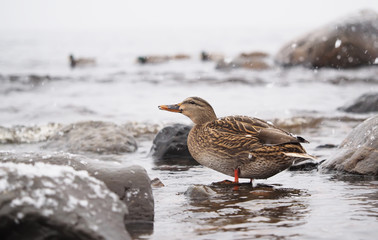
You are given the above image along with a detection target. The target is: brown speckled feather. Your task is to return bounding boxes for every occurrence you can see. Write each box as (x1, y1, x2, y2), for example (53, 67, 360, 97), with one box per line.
(188, 116, 310, 179)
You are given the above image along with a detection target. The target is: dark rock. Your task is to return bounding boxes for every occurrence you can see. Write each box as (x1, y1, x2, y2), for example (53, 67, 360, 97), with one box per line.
(288, 159, 324, 171)
(185, 185, 216, 201)
(150, 124, 198, 165)
(0, 152, 154, 223)
(316, 144, 338, 149)
(339, 92, 378, 113)
(0, 162, 130, 240)
(322, 115, 378, 175)
(275, 10, 378, 69)
(43, 121, 137, 154)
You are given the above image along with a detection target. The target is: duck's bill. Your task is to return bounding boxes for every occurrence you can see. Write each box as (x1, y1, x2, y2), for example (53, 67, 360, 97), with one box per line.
(158, 104, 182, 113)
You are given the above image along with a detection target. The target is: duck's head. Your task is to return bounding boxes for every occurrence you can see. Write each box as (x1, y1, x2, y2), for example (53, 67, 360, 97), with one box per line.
(159, 97, 217, 125)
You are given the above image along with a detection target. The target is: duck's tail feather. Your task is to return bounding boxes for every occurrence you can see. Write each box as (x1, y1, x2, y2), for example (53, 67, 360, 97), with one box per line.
(284, 152, 317, 160)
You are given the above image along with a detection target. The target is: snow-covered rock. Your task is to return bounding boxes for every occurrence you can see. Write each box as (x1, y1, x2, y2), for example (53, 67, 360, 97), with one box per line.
(0, 162, 130, 240)
(0, 152, 155, 223)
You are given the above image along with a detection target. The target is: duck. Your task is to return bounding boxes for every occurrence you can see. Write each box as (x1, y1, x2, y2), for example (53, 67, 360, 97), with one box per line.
(158, 97, 315, 184)
(69, 54, 96, 68)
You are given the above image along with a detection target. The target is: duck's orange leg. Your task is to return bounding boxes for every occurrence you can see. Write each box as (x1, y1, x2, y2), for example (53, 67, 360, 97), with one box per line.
(234, 168, 239, 184)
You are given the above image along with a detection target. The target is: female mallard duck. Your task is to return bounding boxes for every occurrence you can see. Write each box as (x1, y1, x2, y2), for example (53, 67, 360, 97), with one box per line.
(159, 97, 315, 183)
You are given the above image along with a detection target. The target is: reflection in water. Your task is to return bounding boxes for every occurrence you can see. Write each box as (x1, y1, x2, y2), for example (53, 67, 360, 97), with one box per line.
(186, 183, 310, 239)
(330, 174, 378, 220)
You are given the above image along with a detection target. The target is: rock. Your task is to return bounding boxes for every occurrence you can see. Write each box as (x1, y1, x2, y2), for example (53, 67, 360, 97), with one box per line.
(275, 10, 378, 68)
(43, 121, 137, 154)
(322, 115, 378, 175)
(339, 92, 378, 113)
(288, 159, 323, 171)
(150, 124, 198, 165)
(185, 185, 216, 201)
(0, 152, 154, 223)
(0, 123, 62, 144)
(0, 162, 130, 240)
(316, 144, 338, 149)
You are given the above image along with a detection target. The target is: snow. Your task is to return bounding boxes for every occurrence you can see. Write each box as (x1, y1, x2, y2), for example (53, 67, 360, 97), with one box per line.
(64, 195, 89, 212)
(0, 162, 123, 214)
(335, 39, 342, 48)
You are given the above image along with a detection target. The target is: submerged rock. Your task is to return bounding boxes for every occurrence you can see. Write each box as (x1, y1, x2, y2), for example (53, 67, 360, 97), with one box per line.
(0, 162, 130, 240)
(185, 185, 216, 201)
(0, 123, 62, 144)
(339, 92, 378, 113)
(0, 152, 154, 223)
(43, 121, 137, 154)
(322, 115, 378, 175)
(150, 124, 198, 164)
(275, 10, 378, 68)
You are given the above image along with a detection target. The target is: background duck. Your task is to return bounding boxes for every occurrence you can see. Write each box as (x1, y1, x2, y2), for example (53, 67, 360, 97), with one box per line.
(159, 96, 316, 184)
(69, 54, 96, 68)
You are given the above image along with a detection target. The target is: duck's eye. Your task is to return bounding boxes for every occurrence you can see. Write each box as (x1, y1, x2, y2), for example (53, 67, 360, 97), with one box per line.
(188, 101, 196, 105)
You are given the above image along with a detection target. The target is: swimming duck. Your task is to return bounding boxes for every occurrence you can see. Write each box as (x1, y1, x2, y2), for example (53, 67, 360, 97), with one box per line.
(69, 54, 96, 68)
(158, 97, 315, 183)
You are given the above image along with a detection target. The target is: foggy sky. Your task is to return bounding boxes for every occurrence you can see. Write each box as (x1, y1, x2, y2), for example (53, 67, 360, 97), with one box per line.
(0, 0, 377, 31)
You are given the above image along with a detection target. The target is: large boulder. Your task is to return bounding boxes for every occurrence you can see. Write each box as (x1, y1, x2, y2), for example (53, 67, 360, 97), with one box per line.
(43, 121, 137, 154)
(0, 162, 130, 240)
(275, 10, 378, 68)
(322, 115, 378, 175)
(338, 92, 378, 113)
(150, 124, 198, 165)
(0, 152, 154, 223)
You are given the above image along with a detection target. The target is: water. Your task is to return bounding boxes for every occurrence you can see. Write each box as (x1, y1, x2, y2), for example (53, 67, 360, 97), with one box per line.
(0, 27, 377, 239)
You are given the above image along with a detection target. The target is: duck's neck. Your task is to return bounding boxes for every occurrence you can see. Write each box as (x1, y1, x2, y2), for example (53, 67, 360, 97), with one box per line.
(191, 111, 217, 125)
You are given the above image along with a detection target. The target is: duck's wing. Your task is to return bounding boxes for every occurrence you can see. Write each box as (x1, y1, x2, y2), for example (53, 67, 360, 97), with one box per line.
(207, 116, 308, 146)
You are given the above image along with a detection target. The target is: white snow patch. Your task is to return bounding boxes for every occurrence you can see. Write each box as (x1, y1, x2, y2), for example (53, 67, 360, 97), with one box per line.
(0, 178, 8, 192)
(17, 212, 24, 219)
(64, 195, 89, 212)
(80, 160, 88, 165)
(335, 39, 342, 48)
